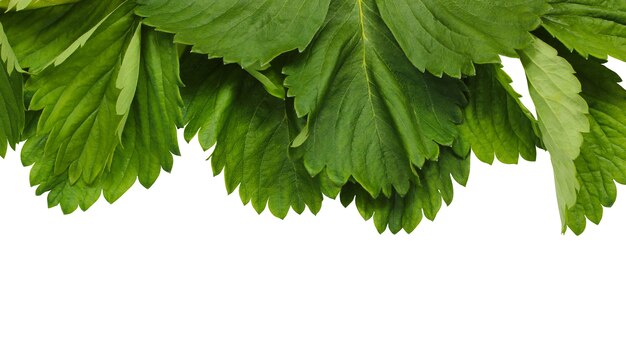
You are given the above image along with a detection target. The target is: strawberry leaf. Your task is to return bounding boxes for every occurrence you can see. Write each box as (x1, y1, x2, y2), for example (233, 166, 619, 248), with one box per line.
(378, 0, 548, 77)
(461, 63, 540, 165)
(182, 54, 323, 218)
(284, 0, 466, 199)
(543, 0, 626, 62)
(519, 37, 590, 230)
(136, 0, 331, 69)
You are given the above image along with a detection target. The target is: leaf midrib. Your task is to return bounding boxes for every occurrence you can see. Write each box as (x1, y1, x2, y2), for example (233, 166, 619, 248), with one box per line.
(356, 0, 393, 195)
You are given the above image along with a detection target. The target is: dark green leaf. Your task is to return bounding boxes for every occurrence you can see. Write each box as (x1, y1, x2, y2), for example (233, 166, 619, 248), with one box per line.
(378, 0, 547, 77)
(284, 0, 466, 198)
(461, 64, 540, 165)
(543, 0, 626, 62)
(182, 56, 323, 218)
(136, 0, 331, 69)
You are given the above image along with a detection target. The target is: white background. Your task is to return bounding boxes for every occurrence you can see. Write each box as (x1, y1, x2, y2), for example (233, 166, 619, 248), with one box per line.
(1, 58, 625, 338)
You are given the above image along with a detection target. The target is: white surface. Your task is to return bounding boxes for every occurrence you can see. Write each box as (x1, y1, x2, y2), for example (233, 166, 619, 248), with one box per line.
(1, 59, 625, 338)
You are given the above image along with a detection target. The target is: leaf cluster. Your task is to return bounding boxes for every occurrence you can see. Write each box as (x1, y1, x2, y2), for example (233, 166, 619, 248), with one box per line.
(1, 0, 625, 235)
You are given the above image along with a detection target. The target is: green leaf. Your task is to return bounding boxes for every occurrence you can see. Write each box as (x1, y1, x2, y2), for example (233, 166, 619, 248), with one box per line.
(284, 0, 466, 199)
(136, 0, 331, 69)
(105, 24, 184, 202)
(341, 147, 471, 234)
(546, 46, 626, 234)
(21, 134, 102, 214)
(0, 67, 23, 157)
(0, 0, 125, 72)
(182, 56, 323, 218)
(131, 27, 183, 188)
(25, 1, 139, 185)
(518, 37, 590, 229)
(3, 0, 625, 234)
(377, 0, 548, 77)
(22, 27, 184, 211)
(21, 105, 156, 213)
(115, 23, 141, 137)
(543, 0, 626, 62)
(180, 54, 240, 150)
(0, 23, 24, 157)
(92, 27, 184, 204)
(245, 67, 286, 100)
(0, 22, 22, 74)
(461, 63, 540, 165)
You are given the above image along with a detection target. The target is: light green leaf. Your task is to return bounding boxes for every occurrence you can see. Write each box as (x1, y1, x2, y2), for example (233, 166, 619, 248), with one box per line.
(0, 22, 22, 74)
(546, 44, 626, 235)
(543, 0, 626, 62)
(182, 56, 323, 218)
(115, 23, 141, 137)
(136, 0, 330, 69)
(26, 2, 139, 185)
(22, 28, 184, 212)
(0, 0, 124, 72)
(377, 0, 547, 77)
(245, 67, 286, 100)
(284, 0, 466, 199)
(461, 63, 540, 165)
(518, 37, 590, 228)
